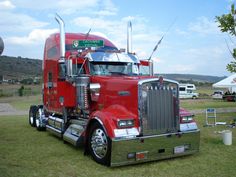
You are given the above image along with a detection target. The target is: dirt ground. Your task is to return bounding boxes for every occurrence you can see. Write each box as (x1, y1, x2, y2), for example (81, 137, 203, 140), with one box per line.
(0, 103, 27, 116)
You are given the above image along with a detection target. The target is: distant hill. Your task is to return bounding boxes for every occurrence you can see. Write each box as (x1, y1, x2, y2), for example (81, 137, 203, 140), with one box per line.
(158, 73, 226, 83)
(0, 55, 42, 80)
(0, 55, 227, 83)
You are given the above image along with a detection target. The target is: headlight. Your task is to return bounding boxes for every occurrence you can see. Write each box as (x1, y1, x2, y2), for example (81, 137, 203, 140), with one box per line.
(117, 119, 134, 128)
(180, 116, 194, 123)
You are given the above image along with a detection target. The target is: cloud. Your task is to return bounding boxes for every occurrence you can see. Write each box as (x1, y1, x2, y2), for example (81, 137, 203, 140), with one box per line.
(174, 16, 221, 37)
(12, 0, 117, 16)
(172, 64, 195, 73)
(94, 0, 118, 16)
(71, 15, 162, 54)
(152, 57, 162, 63)
(0, 0, 15, 10)
(183, 46, 226, 61)
(12, 0, 98, 10)
(188, 16, 220, 35)
(175, 28, 189, 35)
(58, 0, 99, 14)
(72, 17, 116, 30)
(71, 16, 124, 46)
(6, 28, 58, 45)
(95, 10, 116, 16)
(157, 44, 230, 75)
(226, 0, 235, 4)
(0, 12, 48, 33)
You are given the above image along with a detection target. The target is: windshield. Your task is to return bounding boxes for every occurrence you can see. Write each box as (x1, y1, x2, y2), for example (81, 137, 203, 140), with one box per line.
(90, 62, 138, 76)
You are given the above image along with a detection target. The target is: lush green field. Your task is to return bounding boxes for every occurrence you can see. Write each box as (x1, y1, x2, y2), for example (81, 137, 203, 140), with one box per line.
(180, 99, 236, 110)
(0, 89, 234, 114)
(0, 85, 236, 177)
(0, 95, 42, 110)
(0, 113, 236, 177)
(0, 84, 41, 97)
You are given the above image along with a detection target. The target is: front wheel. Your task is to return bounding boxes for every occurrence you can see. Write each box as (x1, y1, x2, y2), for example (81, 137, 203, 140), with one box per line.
(88, 122, 111, 166)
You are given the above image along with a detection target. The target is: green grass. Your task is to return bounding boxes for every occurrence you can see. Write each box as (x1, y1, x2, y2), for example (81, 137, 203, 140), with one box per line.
(0, 85, 236, 176)
(189, 86, 227, 99)
(0, 84, 41, 97)
(0, 95, 42, 110)
(10, 95, 42, 110)
(0, 114, 236, 177)
(180, 86, 235, 110)
(180, 99, 236, 110)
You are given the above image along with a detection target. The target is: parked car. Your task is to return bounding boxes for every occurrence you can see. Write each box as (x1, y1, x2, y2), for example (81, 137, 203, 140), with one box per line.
(179, 108, 198, 132)
(179, 84, 199, 99)
(211, 90, 224, 99)
(223, 92, 236, 102)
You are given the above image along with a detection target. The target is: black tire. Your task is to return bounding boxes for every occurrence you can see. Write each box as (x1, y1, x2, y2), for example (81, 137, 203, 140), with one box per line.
(29, 105, 38, 127)
(88, 122, 111, 166)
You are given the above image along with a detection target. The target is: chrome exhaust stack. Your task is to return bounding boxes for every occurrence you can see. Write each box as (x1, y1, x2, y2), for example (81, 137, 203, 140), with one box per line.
(55, 14, 73, 79)
(55, 14, 65, 62)
(127, 21, 132, 54)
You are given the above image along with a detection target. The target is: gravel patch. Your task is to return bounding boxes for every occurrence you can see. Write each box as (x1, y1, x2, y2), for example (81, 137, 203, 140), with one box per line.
(0, 103, 27, 116)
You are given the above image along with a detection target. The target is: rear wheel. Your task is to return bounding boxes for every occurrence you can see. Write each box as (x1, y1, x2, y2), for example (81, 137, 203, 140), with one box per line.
(88, 122, 111, 166)
(35, 106, 46, 131)
(29, 105, 38, 127)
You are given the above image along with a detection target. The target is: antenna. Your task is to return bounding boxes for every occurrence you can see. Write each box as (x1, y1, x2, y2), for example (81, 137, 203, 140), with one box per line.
(85, 28, 91, 39)
(148, 17, 177, 60)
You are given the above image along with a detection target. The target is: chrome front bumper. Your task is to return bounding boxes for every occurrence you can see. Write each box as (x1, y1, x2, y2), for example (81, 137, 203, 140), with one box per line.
(110, 129, 200, 167)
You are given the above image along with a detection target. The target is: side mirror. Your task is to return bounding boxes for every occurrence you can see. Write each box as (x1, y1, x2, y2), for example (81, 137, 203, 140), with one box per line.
(149, 60, 154, 76)
(58, 62, 66, 79)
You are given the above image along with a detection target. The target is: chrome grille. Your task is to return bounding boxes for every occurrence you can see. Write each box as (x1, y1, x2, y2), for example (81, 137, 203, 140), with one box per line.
(138, 78, 179, 135)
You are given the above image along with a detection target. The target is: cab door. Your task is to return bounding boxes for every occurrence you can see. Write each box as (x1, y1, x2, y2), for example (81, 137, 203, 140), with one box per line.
(47, 71, 57, 111)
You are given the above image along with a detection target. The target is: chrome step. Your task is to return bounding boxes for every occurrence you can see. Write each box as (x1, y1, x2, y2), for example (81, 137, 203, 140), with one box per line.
(47, 115, 64, 131)
(63, 124, 85, 146)
(46, 125, 62, 138)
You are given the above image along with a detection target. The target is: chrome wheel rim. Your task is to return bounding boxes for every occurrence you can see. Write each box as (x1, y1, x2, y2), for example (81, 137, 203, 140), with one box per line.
(30, 115, 34, 125)
(36, 110, 39, 127)
(36, 119, 39, 127)
(91, 128, 108, 159)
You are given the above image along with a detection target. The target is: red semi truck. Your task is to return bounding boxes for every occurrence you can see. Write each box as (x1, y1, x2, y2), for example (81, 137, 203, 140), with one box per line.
(29, 15, 200, 166)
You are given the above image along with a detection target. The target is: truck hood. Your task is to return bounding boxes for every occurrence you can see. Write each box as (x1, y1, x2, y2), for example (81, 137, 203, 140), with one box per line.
(90, 75, 155, 118)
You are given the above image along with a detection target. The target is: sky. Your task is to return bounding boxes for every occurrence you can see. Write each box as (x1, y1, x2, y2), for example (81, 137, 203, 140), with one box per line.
(0, 0, 235, 76)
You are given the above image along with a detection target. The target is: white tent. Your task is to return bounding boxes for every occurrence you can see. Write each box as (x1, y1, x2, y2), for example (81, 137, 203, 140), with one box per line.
(213, 74, 236, 92)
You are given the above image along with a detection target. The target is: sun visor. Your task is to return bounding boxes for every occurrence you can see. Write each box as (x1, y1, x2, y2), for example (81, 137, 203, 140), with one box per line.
(85, 52, 139, 63)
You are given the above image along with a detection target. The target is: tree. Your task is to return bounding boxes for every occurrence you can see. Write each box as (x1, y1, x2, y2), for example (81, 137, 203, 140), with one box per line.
(216, 4, 236, 72)
(18, 85, 24, 97)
